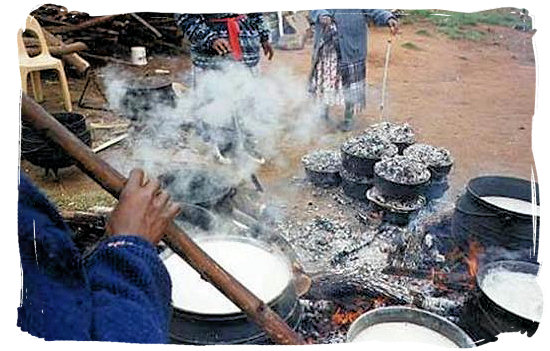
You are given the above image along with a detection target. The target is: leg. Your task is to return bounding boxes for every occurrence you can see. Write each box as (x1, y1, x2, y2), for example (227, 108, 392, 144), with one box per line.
(322, 105, 330, 120)
(338, 101, 355, 132)
(20, 70, 28, 94)
(57, 66, 72, 112)
(30, 71, 44, 102)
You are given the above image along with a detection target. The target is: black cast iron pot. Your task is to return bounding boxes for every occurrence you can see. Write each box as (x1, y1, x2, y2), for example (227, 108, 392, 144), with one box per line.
(21, 112, 91, 176)
(341, 143, 398, 177)
(121, 76, 176, 121)
(163, 236, 304, 344)
(475, 260, 540, 337)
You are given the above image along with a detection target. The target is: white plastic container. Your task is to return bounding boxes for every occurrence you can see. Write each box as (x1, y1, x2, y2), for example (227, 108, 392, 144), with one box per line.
(131, 46, 147, 65)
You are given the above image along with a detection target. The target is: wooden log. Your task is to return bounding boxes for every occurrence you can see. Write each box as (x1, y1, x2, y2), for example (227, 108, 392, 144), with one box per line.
(20, 94, 306, 346)
(306, 271, 414, 305)
(46, 15, 118, 34)
(42, 29, 90, 74)
(93, 133, 128, 153)
(130, 13, 163, 38)
(26, 42, 88, 56)
(80, 53, 134, 66)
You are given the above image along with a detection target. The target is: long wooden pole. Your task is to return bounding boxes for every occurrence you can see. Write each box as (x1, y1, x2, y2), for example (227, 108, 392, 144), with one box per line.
(20, 94, 305, 345)
(379, 37, 392, 121)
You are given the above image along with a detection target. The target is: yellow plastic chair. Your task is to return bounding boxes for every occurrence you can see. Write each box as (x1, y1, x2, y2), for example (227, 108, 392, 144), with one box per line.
(18, 16, 72, 111)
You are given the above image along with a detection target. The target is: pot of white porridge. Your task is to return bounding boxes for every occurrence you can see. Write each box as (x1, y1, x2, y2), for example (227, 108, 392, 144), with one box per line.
(347, 306, 475, 347)
(452, 176, 540, 262)
(476, 260, 541, 336)
(161, 235, 303, 344)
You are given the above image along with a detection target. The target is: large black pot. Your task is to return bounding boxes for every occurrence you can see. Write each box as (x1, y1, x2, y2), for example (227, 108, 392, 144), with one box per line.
(162, 236, 303, 344)
(21, 112, 91, 175)
(341, 144, 398, 177)
(341, 170, 372, 200)
(304, 166, 341, 188)
(373, 172, 431, 199)
(452, 176, 539, 263)
(121, 76, 176, 121)
(475, 260, 540, 337)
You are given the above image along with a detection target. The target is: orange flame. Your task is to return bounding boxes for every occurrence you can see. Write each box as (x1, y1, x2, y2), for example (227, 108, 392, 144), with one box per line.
(331, 306, 364, 326)
(372, 296, 388, 308)
(464, 241, 484, 278)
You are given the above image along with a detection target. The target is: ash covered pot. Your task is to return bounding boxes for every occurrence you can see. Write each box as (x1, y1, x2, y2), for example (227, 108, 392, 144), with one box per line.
(364, 121, 416, 153)
(302, 149, 342, 187)
(374, 155, 431, 198)
(403, 143, 453, 180)
(341, 169, 373, 201)
(341, 133, 398, 176)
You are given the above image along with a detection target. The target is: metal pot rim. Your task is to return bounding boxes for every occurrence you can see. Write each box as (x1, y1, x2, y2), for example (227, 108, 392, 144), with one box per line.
(347, 306, 476, 347)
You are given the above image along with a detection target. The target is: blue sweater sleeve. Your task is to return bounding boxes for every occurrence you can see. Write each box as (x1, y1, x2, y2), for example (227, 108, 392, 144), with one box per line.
(85, 235, 172, 343)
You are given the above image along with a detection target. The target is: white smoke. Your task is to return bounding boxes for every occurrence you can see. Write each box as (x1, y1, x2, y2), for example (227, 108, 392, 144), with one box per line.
(101, 63, 325, 204)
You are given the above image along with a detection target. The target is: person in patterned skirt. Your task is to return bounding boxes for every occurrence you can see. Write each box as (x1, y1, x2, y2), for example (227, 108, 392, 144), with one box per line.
(309, 9, 399, 131)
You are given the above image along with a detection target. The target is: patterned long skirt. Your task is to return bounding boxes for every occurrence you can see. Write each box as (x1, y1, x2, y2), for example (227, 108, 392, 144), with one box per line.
(309, 26, 366, 113)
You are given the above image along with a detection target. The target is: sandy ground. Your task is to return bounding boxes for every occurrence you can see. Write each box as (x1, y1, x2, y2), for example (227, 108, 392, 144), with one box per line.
(20, 20, 536, 211)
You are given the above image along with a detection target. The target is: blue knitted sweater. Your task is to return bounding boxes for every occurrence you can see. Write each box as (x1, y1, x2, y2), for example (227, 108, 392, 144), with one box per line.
(17, 174, 172, 342)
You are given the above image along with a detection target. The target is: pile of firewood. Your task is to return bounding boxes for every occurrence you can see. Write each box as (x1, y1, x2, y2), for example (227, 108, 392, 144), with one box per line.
(28, 4, 187, 71)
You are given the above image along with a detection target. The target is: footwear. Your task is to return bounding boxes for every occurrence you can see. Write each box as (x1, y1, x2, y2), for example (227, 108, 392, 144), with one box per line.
(338, 119, 354, 132)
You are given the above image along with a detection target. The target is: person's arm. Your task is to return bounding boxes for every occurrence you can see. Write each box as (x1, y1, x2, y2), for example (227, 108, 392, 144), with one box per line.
(85, 169, 180, 343)
(363, 9, 395, 26)
(248, 13, 270, 43)
(248, 13, 274, 60)
(175, 13, 216, 47)
(85, 236, 171, 343)
(363, 9, 399, 35)
(175, 13, 229, 53)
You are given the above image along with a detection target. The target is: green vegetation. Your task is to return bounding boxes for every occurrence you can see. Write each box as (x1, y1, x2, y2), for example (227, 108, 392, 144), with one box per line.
(403, 8, 531, 41)
(401, 42, 423, 51)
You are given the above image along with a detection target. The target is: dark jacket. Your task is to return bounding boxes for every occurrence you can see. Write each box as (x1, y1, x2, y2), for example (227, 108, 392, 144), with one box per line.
(17, 174, 172, 342)
(310, 9, 395, 65)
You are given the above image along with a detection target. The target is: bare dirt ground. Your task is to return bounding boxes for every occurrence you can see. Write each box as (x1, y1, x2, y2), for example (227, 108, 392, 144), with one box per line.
(21, 20, 536, 211)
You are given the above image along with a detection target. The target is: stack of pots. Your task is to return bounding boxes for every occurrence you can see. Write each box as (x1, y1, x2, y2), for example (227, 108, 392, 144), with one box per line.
(403, 143, 454, 201)
(340, 133, 398, 200)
